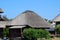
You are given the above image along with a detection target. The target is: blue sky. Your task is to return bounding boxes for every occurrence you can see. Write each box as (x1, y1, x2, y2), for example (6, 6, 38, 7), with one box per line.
(0, 0, 60, 20)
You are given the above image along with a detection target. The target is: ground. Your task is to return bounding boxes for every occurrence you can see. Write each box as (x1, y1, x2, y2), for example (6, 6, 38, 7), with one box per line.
(37, 37, 60, 40)
(51, 37, 60, 40)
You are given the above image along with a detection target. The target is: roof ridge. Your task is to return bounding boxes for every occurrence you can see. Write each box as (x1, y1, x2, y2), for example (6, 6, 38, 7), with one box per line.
(23, 10, 36, 14)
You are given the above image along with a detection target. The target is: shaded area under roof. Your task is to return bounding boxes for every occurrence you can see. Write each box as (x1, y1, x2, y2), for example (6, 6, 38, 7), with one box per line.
(46, 27, 55, 31)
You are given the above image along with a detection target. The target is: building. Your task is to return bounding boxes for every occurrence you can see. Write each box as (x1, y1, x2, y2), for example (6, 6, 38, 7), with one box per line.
(53, 14, 60, 25)
(52, 14, 60, 37)
(0, 8, 54, 40)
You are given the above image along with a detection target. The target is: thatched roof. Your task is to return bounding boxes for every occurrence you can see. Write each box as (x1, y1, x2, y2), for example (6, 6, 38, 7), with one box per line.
(11, 10, 52, 28)
(0, 21, 11, 28)
(0, 8, 3, 13)
(53, 14, 60, 22)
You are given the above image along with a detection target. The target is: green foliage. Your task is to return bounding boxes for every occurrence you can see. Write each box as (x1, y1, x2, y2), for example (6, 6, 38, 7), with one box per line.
(23, 28, 37, 40)
(3, 28, 9, 37)
(23, 28, 50, 40)
(55, 24, 60, 34)
(37, 29, 50, 39)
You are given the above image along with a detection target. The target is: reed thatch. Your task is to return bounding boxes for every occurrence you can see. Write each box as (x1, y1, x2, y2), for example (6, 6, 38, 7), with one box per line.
(0, 8, 3, 13)
(53, 14, 60, 22)
(11, 10, 52, 28)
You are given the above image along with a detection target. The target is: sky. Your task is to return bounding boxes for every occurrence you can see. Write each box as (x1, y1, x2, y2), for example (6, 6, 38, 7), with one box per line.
(0, 0, 60, 20)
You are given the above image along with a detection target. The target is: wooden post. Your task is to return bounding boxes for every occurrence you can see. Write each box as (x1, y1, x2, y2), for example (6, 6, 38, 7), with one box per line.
(21, 28, 22, 40)
(55, 31, 57, 37)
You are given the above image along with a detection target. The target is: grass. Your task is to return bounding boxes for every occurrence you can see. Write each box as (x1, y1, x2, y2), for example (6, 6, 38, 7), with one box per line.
(51, 37, 60, 40)
(37, 37, 60, 40)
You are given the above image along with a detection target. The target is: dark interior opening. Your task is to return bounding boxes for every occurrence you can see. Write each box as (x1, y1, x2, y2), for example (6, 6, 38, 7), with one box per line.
(8, 28, 21, 38)
(0, 28, 3, 38)
(56, 22, 60, 25)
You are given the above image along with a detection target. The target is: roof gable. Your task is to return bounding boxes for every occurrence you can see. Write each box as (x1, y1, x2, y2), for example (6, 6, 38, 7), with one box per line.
(11, 10, 51, 28)
(53, 14, 60, 22)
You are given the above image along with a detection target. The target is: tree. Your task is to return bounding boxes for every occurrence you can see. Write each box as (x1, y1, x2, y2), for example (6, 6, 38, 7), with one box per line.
(23, 28, 50, 40)
(23, 28, 37, 40)
(44, 18, 52, 23)
(37, 29, 50, 40)
(55, 24, 60, 34)
(3, 15, 9, 21)
(3, 28, 9, 40)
